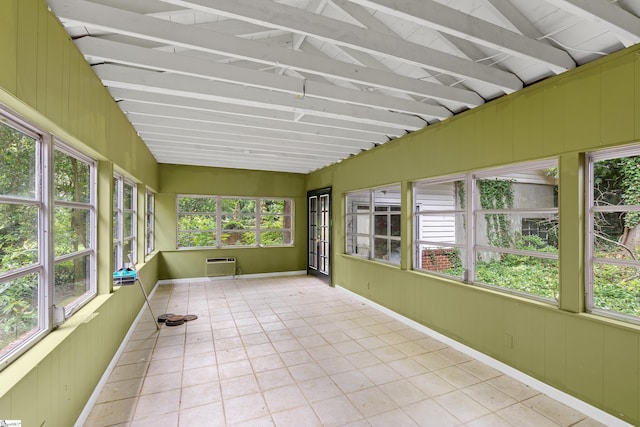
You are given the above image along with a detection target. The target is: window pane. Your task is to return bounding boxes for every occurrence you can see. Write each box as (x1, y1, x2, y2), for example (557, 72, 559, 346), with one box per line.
(592, 263, 640, 318)
(179, 197, 216, 213)
(123, 239, 134, 265)
(178, 231, 216, 247)
(593, 211, 640, 261)
(260, 214, 284, 228)
(476, 168, 558, 210)
(374, 215, 388, 235)
(54, 150, 90, 203)
(0, 121, 37, 199)
(476, 250, 558, 300)
(373, 237, 388, 260)
(417, 244, 465, 277)
(123, 183, 134, 210)
(390, 214, 401, 237)
(124, 212, 135, 239)
(0, 273, 39, 358)
(221, 230, 255, 246)
(416, 213, 467, 246)
(261, 231, 288, 246)
(0, 204, 38, 272)
(260, 199, 284, 214)
(222, 214, 256, 229)
(54, 207, 90, 257)
(415, 180, 465, 212)
(346, 191, 370, 214)
(221, 198, 255, 214)
(178, 214, 216, 231)
(476, 213, 558, 251)
(54, 255, 90, 307)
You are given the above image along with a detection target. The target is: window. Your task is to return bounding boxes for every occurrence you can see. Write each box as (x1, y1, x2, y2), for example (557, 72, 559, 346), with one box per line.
(177, 196, 294, 248)
(413, 160, 559, 302)
(145, 190, 155, 255)
(113, 174, 136, 269)
(54, 146, 96, 312)
(588, 146, 640, 322)
(346, 185, 401, 265)
(414, 176, 467, 279)
(0, 110, 96, 367)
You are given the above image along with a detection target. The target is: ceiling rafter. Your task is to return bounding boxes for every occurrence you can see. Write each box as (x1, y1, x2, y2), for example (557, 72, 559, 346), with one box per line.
(157, 0, 523, 92)
(48, 0, 484, 107)
(544, 0, 640, 47)
(93, 64, 428, 130)
(345, 0, 576, 73)
(75, 37, 453, 119)
(121, 105, 379, 149)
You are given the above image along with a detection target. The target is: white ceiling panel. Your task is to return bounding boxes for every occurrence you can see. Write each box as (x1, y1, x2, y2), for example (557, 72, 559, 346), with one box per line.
(47, 0, 640, 173)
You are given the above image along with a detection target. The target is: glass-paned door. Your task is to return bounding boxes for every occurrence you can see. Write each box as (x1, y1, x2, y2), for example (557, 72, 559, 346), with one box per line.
(308, 188, 331, 283)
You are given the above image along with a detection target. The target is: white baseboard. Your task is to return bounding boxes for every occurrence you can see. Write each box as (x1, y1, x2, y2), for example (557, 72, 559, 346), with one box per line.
(336, 284, 632, 427)
(157, 270, 308, 285)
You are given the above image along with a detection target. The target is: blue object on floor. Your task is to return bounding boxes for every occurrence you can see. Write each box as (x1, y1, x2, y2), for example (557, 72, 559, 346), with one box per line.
(113, 267, 137, 285)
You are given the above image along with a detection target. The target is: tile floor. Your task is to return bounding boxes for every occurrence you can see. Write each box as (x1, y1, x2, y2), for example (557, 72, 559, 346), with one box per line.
(84, 275, 606, 427)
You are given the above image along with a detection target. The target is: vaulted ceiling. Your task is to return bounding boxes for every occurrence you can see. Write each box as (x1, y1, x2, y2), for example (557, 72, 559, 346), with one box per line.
(48, 0, 640, 174)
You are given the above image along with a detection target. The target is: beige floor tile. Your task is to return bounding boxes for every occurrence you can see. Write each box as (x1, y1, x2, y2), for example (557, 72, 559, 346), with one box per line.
(133, 389, 180, 420)
(256, 367, 295, 390)
(263, 384, 308, 413)
(251, 354, 286, 373)
(410, 372, 457, 397)
(523, 394, 588, 426)
(221, 374, 261, 399)
(182, 365, 219, 386)
(378, 378, 426, 407)
(368, 408, 419, 427)
(461, 382, 517, 411)
(435, 390, 491, 423)
(403, 399, 462, 427)
(85, 397, 137, 425)
(347, 386, 398, 417)
(434, 365, 483, 389)
(180, 382, 222, 409)
(224, 392, 270, 424)
(271, 405, 322, 427)
(497, 403, 561, 427)
(179, 402, 225, 427)
(288, 361, 326, 382)
(312, 395, 364, 426)
(298, 376, 343, 402)
(140, 371, 182, 395)
(316, 355, 355, 375)
(84, 276, 605, 427)
(129, 411, 179, 426)
(331, 370, 375, 393)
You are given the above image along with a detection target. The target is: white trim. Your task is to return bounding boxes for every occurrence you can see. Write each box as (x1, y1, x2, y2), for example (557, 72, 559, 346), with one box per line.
(74, 281, 161, 427)
(336, 284, 633, 427)
(156, 270, 308, 285)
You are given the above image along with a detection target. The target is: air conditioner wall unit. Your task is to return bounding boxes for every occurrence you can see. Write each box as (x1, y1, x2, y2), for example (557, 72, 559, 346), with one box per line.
(205, 257, 236, 277)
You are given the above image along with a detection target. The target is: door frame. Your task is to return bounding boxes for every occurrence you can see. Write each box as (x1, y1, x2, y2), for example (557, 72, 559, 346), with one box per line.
(307, 187, 332, 284)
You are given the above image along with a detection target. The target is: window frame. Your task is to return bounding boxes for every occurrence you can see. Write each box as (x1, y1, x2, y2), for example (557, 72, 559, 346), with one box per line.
(176, 195, 295, 249)
(586, 145, 640, 324)
(0, 108, 97, 370)
(345, 185, 402, 265)
(412, 159, 559, 303)
(113, 173, 137, 269)
(145, 190, 155, 255)
(53, 142, 97, 316)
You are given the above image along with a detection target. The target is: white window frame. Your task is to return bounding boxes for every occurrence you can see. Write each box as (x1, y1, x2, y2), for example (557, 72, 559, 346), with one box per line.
(0, 108, 97, 370)
(53, 142, 97, 316)
(113, 174, 137, 269)
(145, 190, 155, 255)
(345, 185, 401, 265)
(587, 145, 640, 324)
(412, 159, 559, 303)
(176, 195, 294, 248)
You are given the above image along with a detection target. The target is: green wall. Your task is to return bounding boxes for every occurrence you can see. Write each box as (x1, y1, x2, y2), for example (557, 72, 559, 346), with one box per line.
(156, 164, 307, 279)
(307, 45, 640, 424)
(0, 0, 161, 425)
